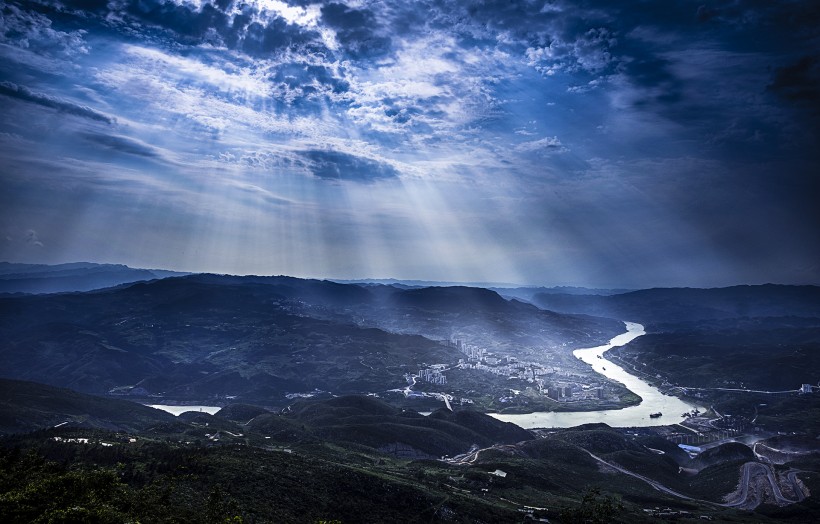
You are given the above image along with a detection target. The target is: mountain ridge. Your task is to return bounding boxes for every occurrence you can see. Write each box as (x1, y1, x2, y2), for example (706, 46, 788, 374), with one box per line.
(0, 261, 187, 295)
(0, 274, 623, 407)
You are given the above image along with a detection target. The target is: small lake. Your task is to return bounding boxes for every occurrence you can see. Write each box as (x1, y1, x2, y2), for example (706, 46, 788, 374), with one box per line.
(490, 322, 706, 429)
(146, 404, 222, 416)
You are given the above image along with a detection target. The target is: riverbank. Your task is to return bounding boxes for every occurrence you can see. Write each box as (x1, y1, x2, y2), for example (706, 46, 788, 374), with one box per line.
(145, 404, 222, 416)
(489, 322, 706, 429)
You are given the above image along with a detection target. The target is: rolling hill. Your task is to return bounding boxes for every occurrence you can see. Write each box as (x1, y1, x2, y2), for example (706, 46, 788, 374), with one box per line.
(0, 274, 622, 405)
(1, 380, 817, 523)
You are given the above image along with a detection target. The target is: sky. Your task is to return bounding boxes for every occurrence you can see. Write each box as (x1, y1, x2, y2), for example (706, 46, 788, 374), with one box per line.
(0, 0, 818, 288)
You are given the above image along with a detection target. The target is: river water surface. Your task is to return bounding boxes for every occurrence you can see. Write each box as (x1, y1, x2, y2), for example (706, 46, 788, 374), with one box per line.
(147, 405, 222, 416)
(490, 322, 705, 429)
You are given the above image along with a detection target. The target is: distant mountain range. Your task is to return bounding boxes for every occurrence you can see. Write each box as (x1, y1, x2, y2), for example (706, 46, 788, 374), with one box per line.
(531, 284, 820, 326)
(334, 277, 631, 298)
(0, 261, 187, 294)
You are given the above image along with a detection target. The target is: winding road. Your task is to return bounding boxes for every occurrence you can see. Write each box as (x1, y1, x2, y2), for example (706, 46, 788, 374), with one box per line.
(722, 462, 807, 509)
(583, 449, 807, 511)
(444, 440, 808, 511)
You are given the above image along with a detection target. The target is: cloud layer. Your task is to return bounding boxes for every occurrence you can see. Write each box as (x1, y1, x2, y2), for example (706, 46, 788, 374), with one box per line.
(0, 0, 818, 286)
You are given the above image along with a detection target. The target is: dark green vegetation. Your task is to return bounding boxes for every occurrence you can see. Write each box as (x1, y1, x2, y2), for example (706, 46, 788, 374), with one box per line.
(694, 392, 820, 435)
(612, 317, 820, 391)
(2, 381, 818, 523)
(1, 433, 519, 523)
(0, 379, 181, 435)
(0, 431, 528, 523)
(258, 394, 534, 458)
(0, 382, 532, 523)
(0, 274, 621, 407)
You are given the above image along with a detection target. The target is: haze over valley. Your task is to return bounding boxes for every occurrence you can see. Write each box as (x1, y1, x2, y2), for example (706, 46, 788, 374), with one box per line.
(1, 0, 819, 522)
(1, 262, 819, 522)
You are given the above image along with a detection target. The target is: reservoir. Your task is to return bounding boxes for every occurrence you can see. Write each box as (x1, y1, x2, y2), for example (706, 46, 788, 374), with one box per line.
(490, 322, 705, 429)
(147, 404, 222, 416)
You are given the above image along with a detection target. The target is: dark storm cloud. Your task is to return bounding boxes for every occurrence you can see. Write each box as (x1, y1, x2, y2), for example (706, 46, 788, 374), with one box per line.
(239, 17, 322, 57)
(695, 4, 720, 23)
(518, 1, 818, 150)
(768, 56, 820, 106)
(430, 1, 622, 83)
(59, 0, 111, 13)
(445, 1, 817, 102)
(81, 132, 161, 158)
(301, 150, 399, 183)
(51, 0, 324, 55)
(441, 0, 559, 39)
(0, 81, 114, 124)
(123, 0, 230, 42)
(320, 2, 392, 58)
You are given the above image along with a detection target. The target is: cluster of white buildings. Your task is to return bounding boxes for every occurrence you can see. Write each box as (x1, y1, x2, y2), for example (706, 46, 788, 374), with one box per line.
(448, 335, 611, 402)
(418, 366, 447, 385)
(448, 338, 486, 362)
(546, 383, 605, 401)
(456, 350, 551, 384)
(464, 359, 606, 402)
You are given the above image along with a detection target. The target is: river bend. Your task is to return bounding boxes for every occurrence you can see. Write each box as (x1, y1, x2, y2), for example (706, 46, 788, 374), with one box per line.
(490, 322, 705, 429)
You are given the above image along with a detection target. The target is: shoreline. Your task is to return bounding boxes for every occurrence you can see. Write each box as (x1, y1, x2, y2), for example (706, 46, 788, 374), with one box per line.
(489, 322, 707, 429)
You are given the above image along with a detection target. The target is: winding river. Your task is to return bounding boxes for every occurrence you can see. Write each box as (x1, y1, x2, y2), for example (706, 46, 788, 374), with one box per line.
(490, 322, 705, 429)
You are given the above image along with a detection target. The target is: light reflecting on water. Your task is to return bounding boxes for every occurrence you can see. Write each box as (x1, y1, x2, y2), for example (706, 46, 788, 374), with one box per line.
(490, 322, 705, 429)
(147, 404, 222, 416)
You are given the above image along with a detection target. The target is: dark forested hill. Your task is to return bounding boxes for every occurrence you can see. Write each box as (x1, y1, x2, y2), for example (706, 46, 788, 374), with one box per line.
(0, 274, 622, 405)
(0, 378, 178, 435)
(532, 284, 820, 326)
(3, 384, 816, 523)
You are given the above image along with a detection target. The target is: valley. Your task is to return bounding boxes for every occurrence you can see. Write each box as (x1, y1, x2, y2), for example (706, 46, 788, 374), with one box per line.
(0, 274, 631, 413)
(1, 269, 819, 522)
(2, 380, 818, 523)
